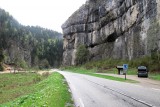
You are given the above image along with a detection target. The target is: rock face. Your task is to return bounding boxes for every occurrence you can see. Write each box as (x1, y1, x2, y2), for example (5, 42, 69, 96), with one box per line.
(3, 38, 32, 66)
(62, 0, 160, 65)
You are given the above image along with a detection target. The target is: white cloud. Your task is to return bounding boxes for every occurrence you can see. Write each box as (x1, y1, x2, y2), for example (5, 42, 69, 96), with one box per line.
(0, 0, 86, 32)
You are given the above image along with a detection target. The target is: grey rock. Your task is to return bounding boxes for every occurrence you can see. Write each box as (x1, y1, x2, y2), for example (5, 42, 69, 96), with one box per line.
(62, 0, 160, 65)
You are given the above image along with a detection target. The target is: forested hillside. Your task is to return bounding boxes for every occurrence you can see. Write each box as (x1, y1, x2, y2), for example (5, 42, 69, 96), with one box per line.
(0, 8, 63, 70)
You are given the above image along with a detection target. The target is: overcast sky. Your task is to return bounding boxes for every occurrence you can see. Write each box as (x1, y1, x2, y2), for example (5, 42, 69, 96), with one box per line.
(0, 0, 86, 33)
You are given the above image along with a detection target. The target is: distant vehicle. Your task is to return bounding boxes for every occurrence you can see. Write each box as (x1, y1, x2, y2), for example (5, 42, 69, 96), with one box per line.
(137, 66, 148, 77)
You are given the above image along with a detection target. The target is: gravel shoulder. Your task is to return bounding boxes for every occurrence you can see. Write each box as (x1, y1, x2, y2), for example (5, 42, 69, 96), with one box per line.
(96, 73, 160, 89)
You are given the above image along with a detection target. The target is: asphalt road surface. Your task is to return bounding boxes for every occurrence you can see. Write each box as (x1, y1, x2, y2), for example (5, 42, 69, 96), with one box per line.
(58, 71, 160, 107)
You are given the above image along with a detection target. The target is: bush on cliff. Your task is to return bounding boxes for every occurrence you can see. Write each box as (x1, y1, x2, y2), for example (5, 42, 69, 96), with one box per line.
(76, 45, 89, 65)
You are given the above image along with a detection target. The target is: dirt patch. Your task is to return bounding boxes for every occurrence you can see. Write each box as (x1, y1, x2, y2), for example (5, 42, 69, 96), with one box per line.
(37, 69, 58, 75)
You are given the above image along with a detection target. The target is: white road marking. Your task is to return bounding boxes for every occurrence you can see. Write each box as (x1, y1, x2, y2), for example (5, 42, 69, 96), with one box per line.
(85, 78, 155, 107)
(72, 85, 76, 91)
(152, 88, 160, 91)
(133, 84, 142, 87)
(68, 79, 76, 91)
(79, 98, 85, 107)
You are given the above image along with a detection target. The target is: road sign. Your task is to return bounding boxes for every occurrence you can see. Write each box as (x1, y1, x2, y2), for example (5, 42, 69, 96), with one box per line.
(123, 64, 128, 80)
(123, 64, 128, 70)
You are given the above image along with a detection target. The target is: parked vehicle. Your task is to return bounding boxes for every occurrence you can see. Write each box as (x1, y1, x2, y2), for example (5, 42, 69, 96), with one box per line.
(137, 66, 148, 77)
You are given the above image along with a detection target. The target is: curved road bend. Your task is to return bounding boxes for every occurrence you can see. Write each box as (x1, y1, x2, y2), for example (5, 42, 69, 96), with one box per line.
(58, 71, 160, 107)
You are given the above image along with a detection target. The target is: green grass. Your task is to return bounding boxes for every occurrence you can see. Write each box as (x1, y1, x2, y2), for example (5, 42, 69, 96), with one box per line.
(0, 72, 46, 104)
(83, 57, 160, 72)
(0, 72, 73, 107)
(78, 57, 160, 81)
(63, 66, 137, 83)
(149, 73, 160, 81)
(95, 67, 137, 75)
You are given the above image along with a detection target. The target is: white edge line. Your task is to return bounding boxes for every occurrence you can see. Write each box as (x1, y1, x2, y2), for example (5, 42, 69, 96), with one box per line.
(79, 98, 85, 107)
(72, 85, 76, 91)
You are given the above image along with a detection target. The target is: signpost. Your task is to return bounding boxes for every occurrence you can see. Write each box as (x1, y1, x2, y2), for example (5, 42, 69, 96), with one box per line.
(123, 64, 128, 80)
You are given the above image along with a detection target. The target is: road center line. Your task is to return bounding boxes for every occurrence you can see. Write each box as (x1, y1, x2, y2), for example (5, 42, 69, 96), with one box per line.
(152, 88, 160, 91)
(84, 78, 155, 107)
(79, 98, 85, 107)
(133, 84, 142, 87)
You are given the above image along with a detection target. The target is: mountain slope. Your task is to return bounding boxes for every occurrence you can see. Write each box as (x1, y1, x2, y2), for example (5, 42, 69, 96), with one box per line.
(0, 8, 63, 69)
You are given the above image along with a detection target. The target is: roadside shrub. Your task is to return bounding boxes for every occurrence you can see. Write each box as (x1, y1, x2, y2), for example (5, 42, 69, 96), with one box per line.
(83, 55, 160, 72)
(39, 59, 50, 69)
(14, 57, 28, 69)
(129, 56, 160, 72)
(84, 58, 128, 70)
(151, 50, 160, 63)
(0, 64, 4, 71)
(33, 75, 42, 83)
(42, 72, 50, 77)
(129, 56, 151, 68)
(18, 59, 28, 69)
(0, 49, 4, 63)
(0, 49, 4, 71)
(149, 64, 160, 72)
(76, 45, 89, 65)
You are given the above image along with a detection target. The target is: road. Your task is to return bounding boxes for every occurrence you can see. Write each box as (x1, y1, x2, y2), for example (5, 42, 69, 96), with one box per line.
(58, 71, 160, 107)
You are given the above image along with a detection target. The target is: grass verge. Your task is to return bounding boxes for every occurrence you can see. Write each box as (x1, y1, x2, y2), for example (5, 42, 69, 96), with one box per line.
(0, 72, 74, 107)
(78, 57, 160, 81)
(95, 67, 137, 75)
(149, 73, 160, 81)
(63, 66, 137, 83)
(0, 72, 46, 104)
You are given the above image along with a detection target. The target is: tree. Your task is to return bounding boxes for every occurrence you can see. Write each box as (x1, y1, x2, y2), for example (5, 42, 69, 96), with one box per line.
(16, 59, 28, 69)
(39, 59, 50, 69)
(0, 50, 4, 63)
(76, 45, 89, 65)
(0, 49, 4, 71)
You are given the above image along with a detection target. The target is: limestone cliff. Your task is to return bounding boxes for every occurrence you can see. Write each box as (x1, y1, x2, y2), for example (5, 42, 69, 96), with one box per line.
(62, 0, 160, 65)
